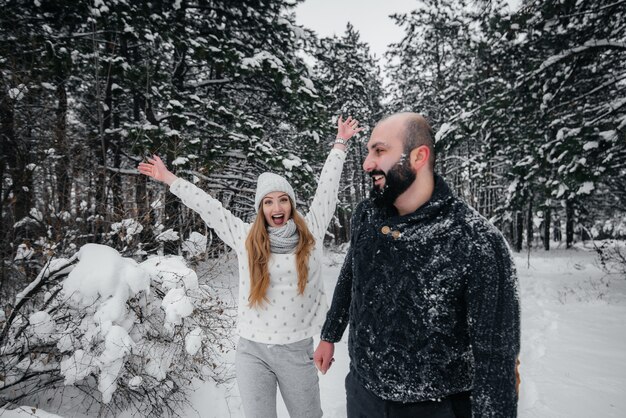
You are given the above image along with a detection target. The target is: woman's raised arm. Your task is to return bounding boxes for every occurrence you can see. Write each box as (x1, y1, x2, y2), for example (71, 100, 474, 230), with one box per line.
(137, 154, 247, 249)
(305, 115, 363, 238)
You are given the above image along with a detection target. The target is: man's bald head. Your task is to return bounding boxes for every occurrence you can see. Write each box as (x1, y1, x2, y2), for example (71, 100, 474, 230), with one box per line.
(378, 113, 435, 171)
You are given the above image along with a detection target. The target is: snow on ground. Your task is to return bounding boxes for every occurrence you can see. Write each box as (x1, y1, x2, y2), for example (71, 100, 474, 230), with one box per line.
(0, 406, 64, 418)
(516, 246, 626, 417)
(182, 243, 626, 418)
(3, 243, 625, 417)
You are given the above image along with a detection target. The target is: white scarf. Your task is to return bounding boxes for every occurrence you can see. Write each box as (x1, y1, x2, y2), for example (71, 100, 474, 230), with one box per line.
(267, 219, 299, 254)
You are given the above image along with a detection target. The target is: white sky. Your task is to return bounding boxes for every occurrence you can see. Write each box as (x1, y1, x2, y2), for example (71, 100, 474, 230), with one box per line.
(294, 0, 417, 60)
(294, 0, 522, 60)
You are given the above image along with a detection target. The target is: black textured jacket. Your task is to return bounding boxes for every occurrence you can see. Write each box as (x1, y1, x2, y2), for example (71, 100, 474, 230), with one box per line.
(321, 175, 520, 417)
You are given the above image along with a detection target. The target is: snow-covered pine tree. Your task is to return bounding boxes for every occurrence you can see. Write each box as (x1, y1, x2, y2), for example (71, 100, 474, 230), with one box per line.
(0, 0, 335, 276)
(386, 0, 511, 225)
(312, 23, 384, 243)
(0, 0, 95, 298)
(122, 0, 331, 254)
(389, 0, 626, 251)
(499, 0, 626, 248)
(386, 0, 473, 126)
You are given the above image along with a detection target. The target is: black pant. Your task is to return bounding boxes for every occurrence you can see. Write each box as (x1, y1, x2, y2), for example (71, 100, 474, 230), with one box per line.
(345, 370, 471, 418)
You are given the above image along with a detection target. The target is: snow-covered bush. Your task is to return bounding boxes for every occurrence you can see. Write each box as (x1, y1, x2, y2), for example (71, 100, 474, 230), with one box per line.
(594, 240, 626, 281)
(0, 244, 234, 416)
(590, 215, 626, 240)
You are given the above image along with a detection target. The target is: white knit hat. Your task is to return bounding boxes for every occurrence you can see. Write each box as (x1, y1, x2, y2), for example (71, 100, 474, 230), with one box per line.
(254, 172, 296, 212)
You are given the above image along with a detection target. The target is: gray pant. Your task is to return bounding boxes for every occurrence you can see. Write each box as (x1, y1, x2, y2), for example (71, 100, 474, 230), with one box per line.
(236, 337, 322, 418)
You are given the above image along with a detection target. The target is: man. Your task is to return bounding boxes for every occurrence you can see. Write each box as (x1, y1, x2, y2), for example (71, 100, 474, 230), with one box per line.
(314, 113, 520, 417)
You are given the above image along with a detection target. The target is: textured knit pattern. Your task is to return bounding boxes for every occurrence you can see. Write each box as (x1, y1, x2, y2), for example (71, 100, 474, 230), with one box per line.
(267, 219, 299, 254)
(321, 174, 521, 417)
(170, 148, 346, 344)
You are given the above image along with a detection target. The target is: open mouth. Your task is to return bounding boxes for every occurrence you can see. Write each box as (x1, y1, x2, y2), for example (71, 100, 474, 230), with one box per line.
(371, 173, 385, 188)
(271, 214, 286, 226)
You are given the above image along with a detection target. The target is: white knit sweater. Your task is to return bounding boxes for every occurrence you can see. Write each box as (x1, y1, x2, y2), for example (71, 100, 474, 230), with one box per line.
(170, 148, 346, 344)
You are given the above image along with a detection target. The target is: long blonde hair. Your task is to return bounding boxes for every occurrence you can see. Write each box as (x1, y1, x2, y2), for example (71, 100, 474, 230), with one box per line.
(245, 198, 315, 307)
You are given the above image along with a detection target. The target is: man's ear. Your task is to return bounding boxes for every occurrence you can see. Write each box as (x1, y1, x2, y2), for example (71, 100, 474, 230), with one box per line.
(410, 145, 430, 170)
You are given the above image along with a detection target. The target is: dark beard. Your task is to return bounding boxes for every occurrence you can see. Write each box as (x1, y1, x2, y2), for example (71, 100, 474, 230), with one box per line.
(370, 158, 416, 209)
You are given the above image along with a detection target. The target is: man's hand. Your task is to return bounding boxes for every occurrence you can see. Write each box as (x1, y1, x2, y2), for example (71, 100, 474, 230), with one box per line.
(314, 340, 335, 375)
(138, 155, 178, 186)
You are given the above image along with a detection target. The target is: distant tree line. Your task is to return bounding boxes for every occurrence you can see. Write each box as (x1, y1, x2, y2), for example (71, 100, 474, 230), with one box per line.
(2, 0, 624, 296)
(0, 0, 384, 302)
(387, 0, 626, 251)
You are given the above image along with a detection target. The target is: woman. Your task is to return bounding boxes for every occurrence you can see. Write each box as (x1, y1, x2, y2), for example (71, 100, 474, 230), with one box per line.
(138, 116, 362, 418)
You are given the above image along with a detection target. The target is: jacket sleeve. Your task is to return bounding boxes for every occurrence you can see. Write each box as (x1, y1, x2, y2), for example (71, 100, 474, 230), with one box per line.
(466, 228, 521, 417)
(320, 244, 353, 342)
(305, 148, 347, 240)
(169, 178, 247, 249)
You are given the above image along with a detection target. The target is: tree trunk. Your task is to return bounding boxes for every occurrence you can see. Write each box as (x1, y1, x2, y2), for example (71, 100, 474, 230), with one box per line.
(515, 210, 523, 252)
(110, 35, 127, 221)
(161, 2, 187, 255)
(338, 207, 349, 244)
(103, 53, 114, 221)
(526, 198, 533, 250)
(566, 199, 574, 249)
(55, 82, 71, 213)
(163, 154, 181, 255)
(1, 82, 32, 238)
(357, 140, 367, 204)
(1, 76, 35, 295)
(0, 81, 16, 288)
(110, 98, 124, 222)
(543, 207, 551, 251)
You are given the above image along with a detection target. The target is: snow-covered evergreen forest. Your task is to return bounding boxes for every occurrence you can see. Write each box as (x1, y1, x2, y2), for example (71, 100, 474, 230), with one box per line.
(1, 0, 625, 416)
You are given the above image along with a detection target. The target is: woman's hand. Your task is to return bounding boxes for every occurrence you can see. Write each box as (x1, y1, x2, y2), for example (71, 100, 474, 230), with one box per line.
(138, 155, 178, 186)
(336, 115, 363, 141)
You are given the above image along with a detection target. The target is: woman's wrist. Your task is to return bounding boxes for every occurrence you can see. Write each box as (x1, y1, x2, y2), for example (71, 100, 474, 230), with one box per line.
(332, 135, 348, 152)
(333, 136, 349, 149)
(164, 172, 179, 186)
(332, 143, 347, 152)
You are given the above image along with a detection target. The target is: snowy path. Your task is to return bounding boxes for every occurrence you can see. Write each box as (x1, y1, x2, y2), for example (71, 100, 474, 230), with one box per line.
(515, 249, 626, 417)
(181, 245, 626, 418)
(3, 246, 624, 418)
(303, 248, 626, 418)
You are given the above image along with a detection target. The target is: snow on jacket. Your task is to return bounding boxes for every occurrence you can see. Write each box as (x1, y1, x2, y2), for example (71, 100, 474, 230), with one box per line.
(321, 174, 520, 417)
(170, 148, 346, 344)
